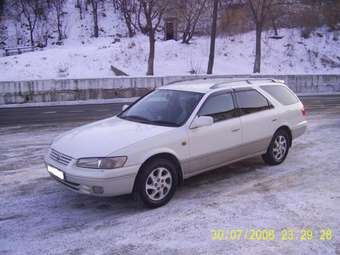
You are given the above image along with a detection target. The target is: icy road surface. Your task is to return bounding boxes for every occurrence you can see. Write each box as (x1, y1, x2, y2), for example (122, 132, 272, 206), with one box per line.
(0, 100, 340, 254)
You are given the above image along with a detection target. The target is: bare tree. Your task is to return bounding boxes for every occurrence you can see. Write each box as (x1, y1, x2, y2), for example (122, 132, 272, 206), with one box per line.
(51, 0, 66, 41)
(89, 0, 101, 37)
(75, 0, 84, 20)
(115, 0, 137, 37)
(179, 0, 207, 44)
(207, 0, 218, 74)
(137, 0, 169, 75)
(246, 0, 289, 73)
(15, 0, 45, 46)
(136, 2, 148, 35)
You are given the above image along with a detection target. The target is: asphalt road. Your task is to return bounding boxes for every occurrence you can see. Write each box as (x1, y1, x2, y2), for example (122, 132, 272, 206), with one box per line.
(1, 95, 340, 254)
(0, 95, 340, 126)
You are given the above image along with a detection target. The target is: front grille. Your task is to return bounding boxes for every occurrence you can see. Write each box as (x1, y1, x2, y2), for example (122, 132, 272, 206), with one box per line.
(49, 149, 73, 166)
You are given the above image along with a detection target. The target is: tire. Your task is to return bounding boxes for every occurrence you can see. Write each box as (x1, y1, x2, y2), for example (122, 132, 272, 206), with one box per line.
(262, 129, 290, 165)
(133, 158, 178, 208)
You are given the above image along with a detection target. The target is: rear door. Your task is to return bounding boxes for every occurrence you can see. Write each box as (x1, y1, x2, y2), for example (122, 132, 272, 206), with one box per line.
(234, 88, 279, 157)
(186, 91, 242, 175)
(259, 85, 306, 139)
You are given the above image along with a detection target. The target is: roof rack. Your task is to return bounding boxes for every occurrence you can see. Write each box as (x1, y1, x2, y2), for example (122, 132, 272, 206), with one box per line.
(165, 77, 210, 86)
(210, 78, 284, 89)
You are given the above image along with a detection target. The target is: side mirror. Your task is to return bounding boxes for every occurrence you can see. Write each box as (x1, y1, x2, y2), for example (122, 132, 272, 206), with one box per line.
(190, 116, 214, 129)
(122, 104, 129, 111)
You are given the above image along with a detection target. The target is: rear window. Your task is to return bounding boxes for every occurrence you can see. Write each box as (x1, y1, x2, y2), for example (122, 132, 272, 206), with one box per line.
(235, 90, 270, 115)
(261, 85, 299, 105)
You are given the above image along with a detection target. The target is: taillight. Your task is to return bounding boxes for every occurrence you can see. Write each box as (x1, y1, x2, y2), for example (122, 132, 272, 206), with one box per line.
(301, 105, 307, 116)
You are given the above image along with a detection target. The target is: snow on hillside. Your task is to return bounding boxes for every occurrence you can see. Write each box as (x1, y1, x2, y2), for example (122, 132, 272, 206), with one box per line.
(0, 27, 340, 81)
(62, 0, 126, 43)
(0, 0, 340, 81)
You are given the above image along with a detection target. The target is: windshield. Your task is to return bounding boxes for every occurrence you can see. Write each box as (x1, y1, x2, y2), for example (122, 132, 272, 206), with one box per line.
(119, 89, 203, 127)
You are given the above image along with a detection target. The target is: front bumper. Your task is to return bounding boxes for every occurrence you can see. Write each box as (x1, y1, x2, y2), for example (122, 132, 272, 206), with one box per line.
(45, 155, 139, 197)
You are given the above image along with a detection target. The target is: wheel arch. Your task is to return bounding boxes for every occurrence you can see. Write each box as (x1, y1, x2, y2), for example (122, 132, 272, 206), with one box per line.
(133, 152, 184, 192)
(275, 125, 292, 147)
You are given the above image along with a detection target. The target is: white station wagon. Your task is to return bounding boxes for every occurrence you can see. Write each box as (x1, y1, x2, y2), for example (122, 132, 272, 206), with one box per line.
(45, 78, 307, 207)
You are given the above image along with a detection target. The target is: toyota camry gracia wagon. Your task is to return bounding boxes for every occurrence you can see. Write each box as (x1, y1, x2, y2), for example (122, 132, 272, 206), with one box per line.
(45, 78, 307, 207)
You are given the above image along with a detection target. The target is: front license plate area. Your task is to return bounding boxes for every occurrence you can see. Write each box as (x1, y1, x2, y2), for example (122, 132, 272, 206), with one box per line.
(47, 165, 64, 180)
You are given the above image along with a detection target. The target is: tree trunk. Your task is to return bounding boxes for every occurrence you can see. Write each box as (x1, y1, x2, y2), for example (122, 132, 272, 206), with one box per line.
(92, 1, 99, 37)
(181, 19, 191, 43)
(207, 0, 218, 74)
(57, 14, 63, 41)
(147, 31, 155, 75)
(77, 0, 83, 20)
(125, 14, 135, 37)
(127, 23, 135, 37)
(27, 18, 35, 46)
(182, 31, 188, 44)
(272, 18, 278, 36)
(182, 33, 191, 44)
(29, 29, 34, 46)
(253, 23, 262, 73)
(128, 27, 135, 38)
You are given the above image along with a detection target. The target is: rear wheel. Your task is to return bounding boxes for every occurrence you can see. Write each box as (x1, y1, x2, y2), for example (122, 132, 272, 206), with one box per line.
(133, 158, 178, 208)
(262, 129, 290, 165)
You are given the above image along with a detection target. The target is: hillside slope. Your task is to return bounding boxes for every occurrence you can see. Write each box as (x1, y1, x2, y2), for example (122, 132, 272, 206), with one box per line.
(0, 27, 340, 81)
(0, 0, 339, 81)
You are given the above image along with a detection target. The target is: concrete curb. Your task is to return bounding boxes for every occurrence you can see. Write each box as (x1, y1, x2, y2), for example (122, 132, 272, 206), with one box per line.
(1, 93, 339, 109)
(0, 97, 138, 108)
(1, 74, 340, 106)
(296, 92, 340, 97)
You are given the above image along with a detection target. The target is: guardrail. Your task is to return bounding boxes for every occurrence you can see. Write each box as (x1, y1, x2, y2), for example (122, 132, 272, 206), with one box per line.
(4, 46, 39, 56)
(0, 74, 339, 105)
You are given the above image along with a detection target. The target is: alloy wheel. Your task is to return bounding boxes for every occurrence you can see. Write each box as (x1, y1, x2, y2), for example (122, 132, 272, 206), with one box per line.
(272, 135, 287, 162)
(145, 167, 172, 201)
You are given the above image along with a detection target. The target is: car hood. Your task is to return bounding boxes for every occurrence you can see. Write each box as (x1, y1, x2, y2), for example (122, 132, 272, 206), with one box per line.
(51, 117, 174, 158)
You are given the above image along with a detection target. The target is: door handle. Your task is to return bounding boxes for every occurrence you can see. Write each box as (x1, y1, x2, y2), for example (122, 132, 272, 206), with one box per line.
(232, 128, 240, 132)
(272, 118, 278, 122)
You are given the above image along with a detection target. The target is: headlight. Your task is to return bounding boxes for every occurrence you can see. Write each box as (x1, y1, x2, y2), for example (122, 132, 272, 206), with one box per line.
(76, 156, 127, 169)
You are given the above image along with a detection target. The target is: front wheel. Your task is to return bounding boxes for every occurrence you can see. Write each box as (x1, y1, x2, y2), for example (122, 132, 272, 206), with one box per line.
(262, 129, 290, 165)
(133, 158, 178, 208)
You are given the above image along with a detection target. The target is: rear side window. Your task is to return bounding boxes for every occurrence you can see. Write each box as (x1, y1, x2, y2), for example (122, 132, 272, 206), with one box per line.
(260, 85, 299, 105)
(235, 90, 270, 115)
(199, 93, 236, 122)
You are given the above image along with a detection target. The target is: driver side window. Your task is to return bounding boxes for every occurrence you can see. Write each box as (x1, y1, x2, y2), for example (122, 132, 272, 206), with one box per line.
(198, 92, 236, 122)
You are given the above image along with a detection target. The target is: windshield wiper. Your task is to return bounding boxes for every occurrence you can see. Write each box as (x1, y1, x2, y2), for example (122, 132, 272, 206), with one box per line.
(151, 120, 179, 127)
(121, 115, 179, 127)
(121, 115, 152, 124)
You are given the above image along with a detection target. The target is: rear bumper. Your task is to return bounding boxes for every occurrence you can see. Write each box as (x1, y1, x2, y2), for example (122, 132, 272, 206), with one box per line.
(292, 120, 307, 139)
(45, 156, 139, 197)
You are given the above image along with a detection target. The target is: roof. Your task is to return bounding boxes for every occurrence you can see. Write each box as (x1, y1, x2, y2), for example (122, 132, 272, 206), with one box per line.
(160, 78, 285, 93)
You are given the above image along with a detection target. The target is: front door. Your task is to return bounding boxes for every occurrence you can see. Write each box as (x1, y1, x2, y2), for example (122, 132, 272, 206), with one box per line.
(186, 91, 242, 176)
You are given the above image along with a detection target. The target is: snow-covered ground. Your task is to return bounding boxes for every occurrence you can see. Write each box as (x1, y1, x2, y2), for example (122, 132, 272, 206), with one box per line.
(0, 27, 340, 81)
(0, 104, 339, 254)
